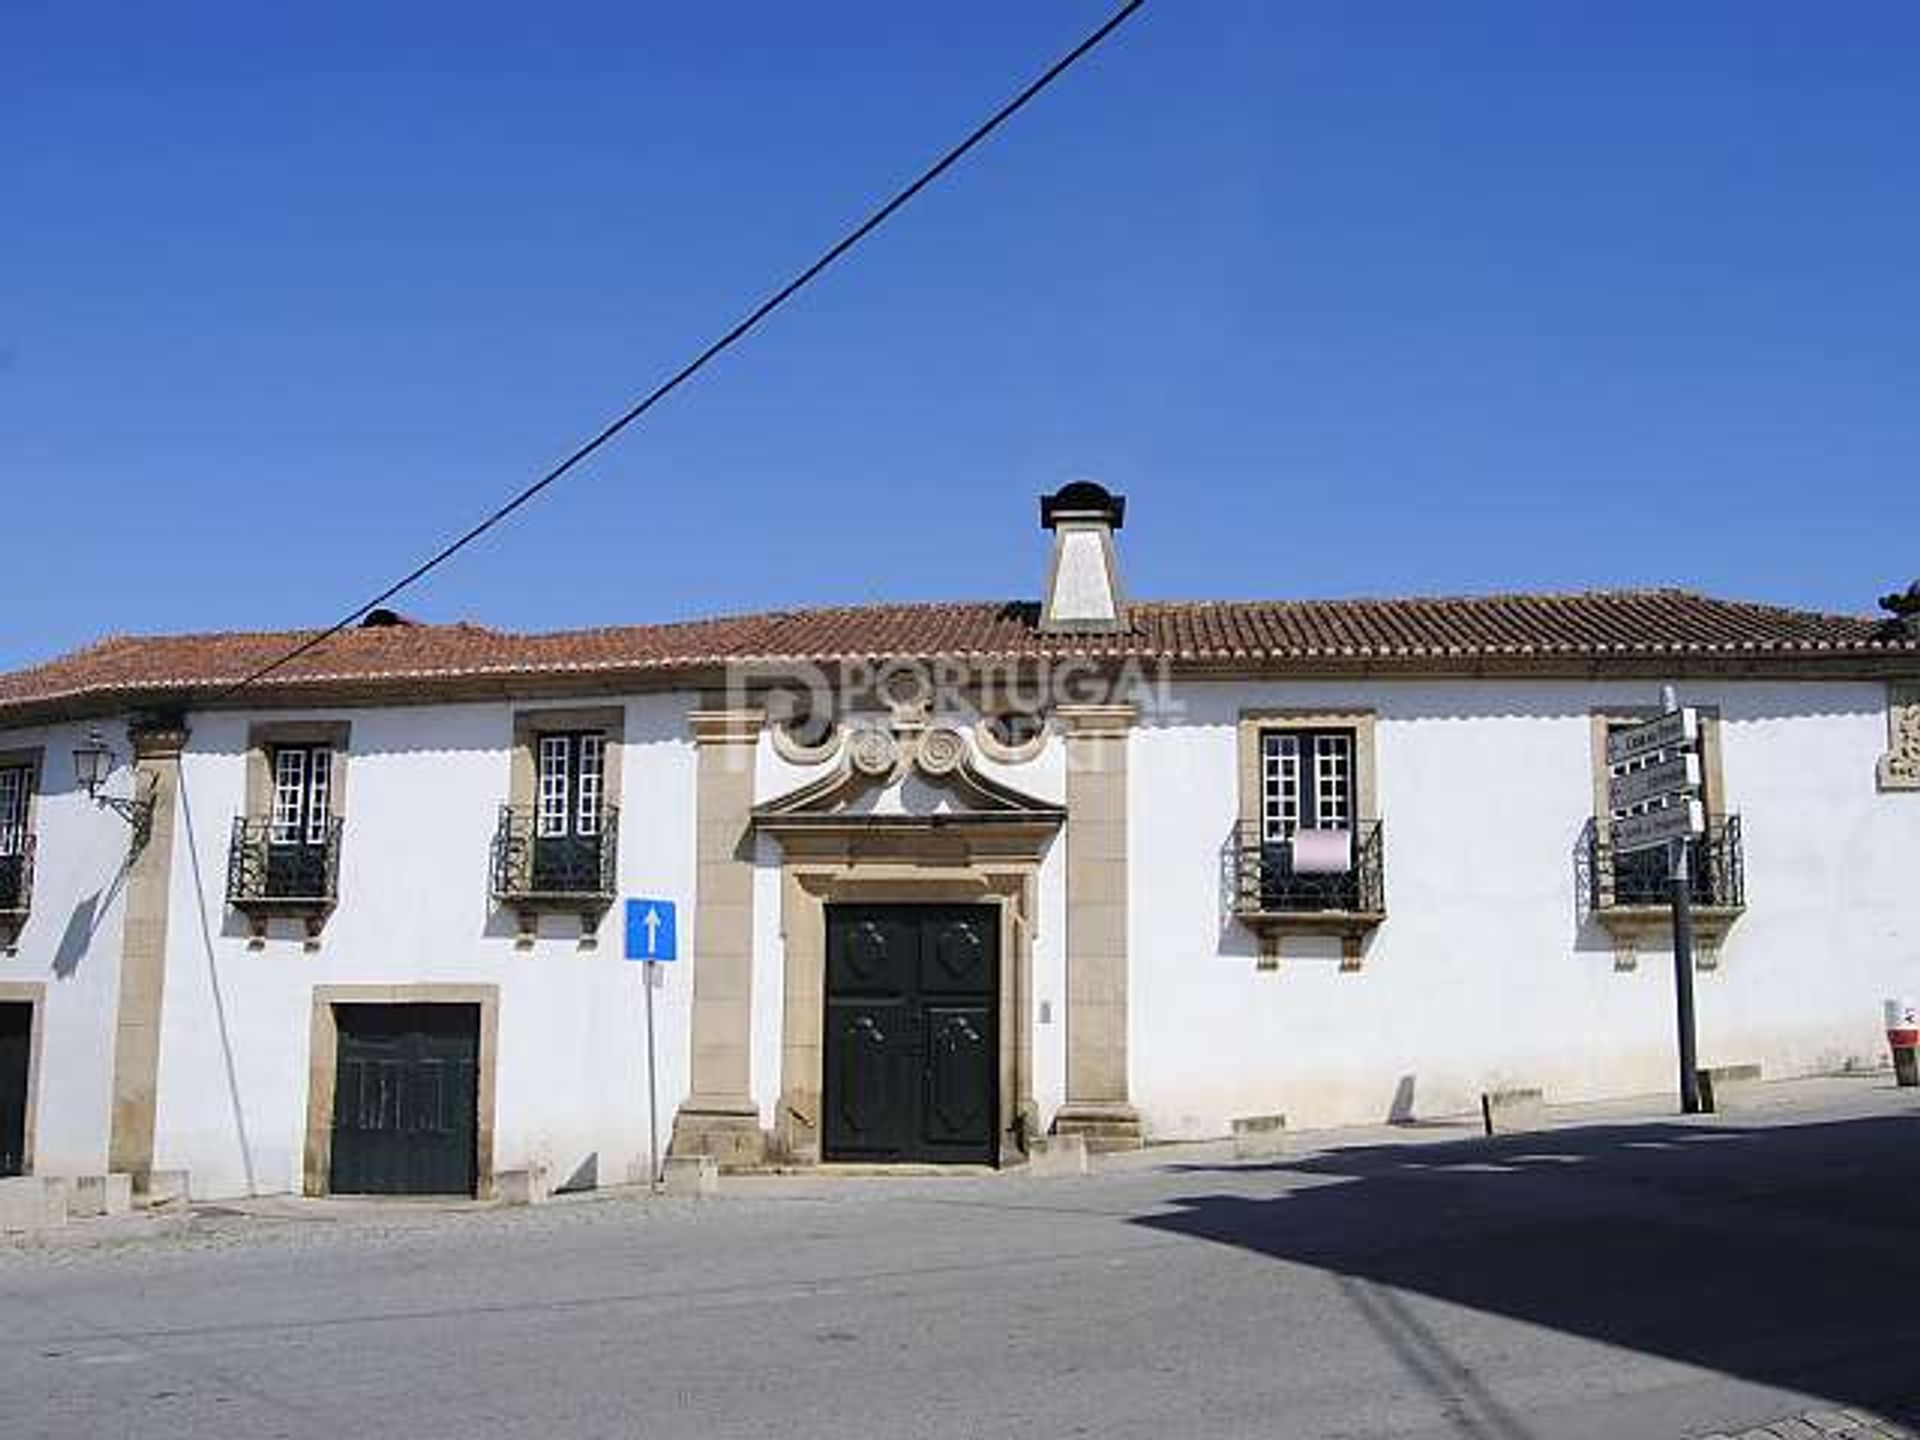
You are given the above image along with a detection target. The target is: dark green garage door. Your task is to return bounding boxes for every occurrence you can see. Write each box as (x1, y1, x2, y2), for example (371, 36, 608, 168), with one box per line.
(330, 1004, 479, 1196)
(0, 1002, 29, 1178)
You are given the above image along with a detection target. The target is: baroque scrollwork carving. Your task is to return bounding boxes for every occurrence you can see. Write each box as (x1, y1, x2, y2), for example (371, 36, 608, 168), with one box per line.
(916, 727, 967, 776)
(1879, 683, 1920, 792)
(847, 725, 899, 778)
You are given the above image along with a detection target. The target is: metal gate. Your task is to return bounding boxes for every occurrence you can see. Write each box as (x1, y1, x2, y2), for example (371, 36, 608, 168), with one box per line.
(823, 905, 999, 1165)
(329, 1003, 479, 1196)
(0, 1003, 28, 1178)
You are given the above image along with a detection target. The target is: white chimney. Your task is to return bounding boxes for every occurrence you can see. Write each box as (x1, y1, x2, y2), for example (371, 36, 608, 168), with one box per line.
(1039, 481, 1127, 633)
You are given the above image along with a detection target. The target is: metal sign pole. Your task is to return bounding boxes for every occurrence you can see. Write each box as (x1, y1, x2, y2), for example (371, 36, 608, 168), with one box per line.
(1671, 834, 1702, 1113)
(1661, 685, 1703, 1115)
(644, 961, 661, 1193)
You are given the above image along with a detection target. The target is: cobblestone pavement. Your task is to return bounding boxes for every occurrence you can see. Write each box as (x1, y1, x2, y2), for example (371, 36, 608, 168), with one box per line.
(1696, 1403, 1919, 1439)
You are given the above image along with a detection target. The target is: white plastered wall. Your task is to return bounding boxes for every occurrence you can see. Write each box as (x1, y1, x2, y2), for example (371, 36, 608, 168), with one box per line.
(151, 693, 699, 1199)
(0, 719, 135, 1176)
(1129, 679, 1920, 1138)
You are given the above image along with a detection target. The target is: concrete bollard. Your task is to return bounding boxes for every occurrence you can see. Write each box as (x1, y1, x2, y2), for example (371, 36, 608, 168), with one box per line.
(1024, 1133, 1090, 1177)
(495, 1166, 551, 1207)
(1231, 1114, 1289, 1160)
(1480, 1088, 1548, 1136)
(1695, 1064, 1762, 1115)
(0, 1177, 70, 1232)
(660, 1155, 718, 1197)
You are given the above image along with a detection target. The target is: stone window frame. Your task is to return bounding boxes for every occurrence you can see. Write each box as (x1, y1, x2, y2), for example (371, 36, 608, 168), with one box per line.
(508, 705, 626, 817)
(237, 722, 351, 945)
(1236, 710, 1380, 835)
(0, 981, 45, 1173)
(1585, 703, 1729, 857)
(244, 721, 352, 829)
(1585, 704, 1739, 969)
(1233, 709, 1382, 968)
(302, 984, 499, 1199)
(0, 746, 44, 953)
(503, 706, 626, 946)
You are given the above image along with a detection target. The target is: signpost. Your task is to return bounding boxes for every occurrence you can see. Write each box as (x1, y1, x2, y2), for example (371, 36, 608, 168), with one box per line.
(1606, 692, 1706, 1113)
(624, 898, 678, 1191)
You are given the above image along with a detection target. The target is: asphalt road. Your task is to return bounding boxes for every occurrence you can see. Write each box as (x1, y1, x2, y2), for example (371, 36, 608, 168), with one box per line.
(5, 1084, 1917, 1440)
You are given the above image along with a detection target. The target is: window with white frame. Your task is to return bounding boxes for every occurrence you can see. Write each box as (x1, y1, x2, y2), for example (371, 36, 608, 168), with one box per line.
(536, 732, 604, 840)
(0, 764, 29, 857)
(269, 745, 332, 847)
(1261, 729, 1355, 840)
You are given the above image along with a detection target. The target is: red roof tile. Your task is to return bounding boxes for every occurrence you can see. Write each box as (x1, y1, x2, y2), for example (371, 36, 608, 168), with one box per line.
(0, 590, 1910, 723)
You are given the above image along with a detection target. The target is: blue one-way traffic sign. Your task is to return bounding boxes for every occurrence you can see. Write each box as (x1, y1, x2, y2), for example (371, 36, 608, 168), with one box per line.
(624, 898, 678, 962)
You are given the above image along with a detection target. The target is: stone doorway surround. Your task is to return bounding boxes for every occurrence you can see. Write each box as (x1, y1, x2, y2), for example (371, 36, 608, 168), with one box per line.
(303, 984, 499, 1199)
(749, 718, 1063, 1167)
(0, 981, 45, 1176)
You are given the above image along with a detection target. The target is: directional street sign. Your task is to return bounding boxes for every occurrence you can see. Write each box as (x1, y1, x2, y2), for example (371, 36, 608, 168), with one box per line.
(1610, 798, 1705, 856)
(624, 898, 678, 962)
(1607, 708, 1699, 767)
(1608, 752, 1703, 813)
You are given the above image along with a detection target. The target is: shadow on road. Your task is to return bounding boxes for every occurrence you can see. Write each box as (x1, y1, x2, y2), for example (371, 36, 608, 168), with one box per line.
(1135, 1114, 1920, 1425)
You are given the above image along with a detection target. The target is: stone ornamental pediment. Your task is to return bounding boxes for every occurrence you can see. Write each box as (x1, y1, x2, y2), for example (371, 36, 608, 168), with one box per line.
(752, 719, 1064, 832)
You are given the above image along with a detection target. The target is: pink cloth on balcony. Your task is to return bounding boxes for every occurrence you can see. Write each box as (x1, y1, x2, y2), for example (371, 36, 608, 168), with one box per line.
(1291, 828, 1353, 874)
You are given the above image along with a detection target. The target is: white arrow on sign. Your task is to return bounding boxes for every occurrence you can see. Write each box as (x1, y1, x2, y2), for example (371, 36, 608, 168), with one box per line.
(1610, 798, 1705, 856)
(1609, 752, 1703, 812)
(642, 906, 662, 956)
(1607, 708, 1699, 767)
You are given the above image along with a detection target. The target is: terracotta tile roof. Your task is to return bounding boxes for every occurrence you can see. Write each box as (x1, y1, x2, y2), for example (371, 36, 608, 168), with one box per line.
(0, 590, 1910, 722)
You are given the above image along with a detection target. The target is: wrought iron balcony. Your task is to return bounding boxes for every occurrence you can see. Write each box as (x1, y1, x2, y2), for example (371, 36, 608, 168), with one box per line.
(1583, 814, 1745, 913)
(1230, 819, 1386, 923)
(490, 804, 619, 912)
(0, 832, 32, 918)
(0, 832, 33, 947)
(227, 817, 343, 933)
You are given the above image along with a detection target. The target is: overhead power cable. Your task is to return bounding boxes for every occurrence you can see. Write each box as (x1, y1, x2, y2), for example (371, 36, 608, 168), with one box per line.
(205, 0, 1149, 707)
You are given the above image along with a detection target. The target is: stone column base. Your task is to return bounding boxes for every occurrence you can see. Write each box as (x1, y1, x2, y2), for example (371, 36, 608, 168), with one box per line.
(1051, 1102, 1143, 1154)
(668, 1100, 767, 1170)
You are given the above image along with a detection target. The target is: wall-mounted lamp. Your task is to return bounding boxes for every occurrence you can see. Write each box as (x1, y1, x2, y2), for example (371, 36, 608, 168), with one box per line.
(73, 724, 156, 847)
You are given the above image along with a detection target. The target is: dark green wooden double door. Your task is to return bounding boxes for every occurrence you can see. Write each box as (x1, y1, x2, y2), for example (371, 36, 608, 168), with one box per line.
(823, 905, 999, 1165)
(329, 1004, 479, 1196)
(0, 1003, 30, 1178)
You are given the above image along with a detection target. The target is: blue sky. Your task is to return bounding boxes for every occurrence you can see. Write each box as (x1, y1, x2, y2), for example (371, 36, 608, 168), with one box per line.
(4, 2, 1916, 671)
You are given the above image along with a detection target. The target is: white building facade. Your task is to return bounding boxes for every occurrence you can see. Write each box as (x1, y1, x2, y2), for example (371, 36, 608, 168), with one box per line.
(1, 485, 1916, 1199)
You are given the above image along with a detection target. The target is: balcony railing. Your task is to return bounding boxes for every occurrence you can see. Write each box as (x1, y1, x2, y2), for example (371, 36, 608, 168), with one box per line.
(490, 804, 619, 910)
(0, 831, 33, 922)
(1230, 819, 1385, 919)
(1584, 814, 1745, 912)
(227, 816, 343, 913)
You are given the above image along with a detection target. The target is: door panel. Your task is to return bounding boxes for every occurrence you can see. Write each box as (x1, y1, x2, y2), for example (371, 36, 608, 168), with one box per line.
(0, 1003, 30, 1178)
(922, 1005, 993, 1153)
(823, 906, 998, 1165)
(330, 1004, 478, 1196)
(825, 1001, 911, 1158)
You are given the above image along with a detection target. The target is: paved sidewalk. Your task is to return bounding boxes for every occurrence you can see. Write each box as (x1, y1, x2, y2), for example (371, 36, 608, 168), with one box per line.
(3, 1068, 1909, 1255)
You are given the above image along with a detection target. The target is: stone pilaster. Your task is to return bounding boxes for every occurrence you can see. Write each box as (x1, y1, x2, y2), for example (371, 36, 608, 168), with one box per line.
(108, 719, 188, 1183)
(1050, 702, 1142, 1152)
(669, 708, 767, 1168)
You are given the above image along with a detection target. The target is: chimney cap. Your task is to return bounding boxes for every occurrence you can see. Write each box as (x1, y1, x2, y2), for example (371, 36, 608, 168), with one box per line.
(1040, 480, 1125, 531)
